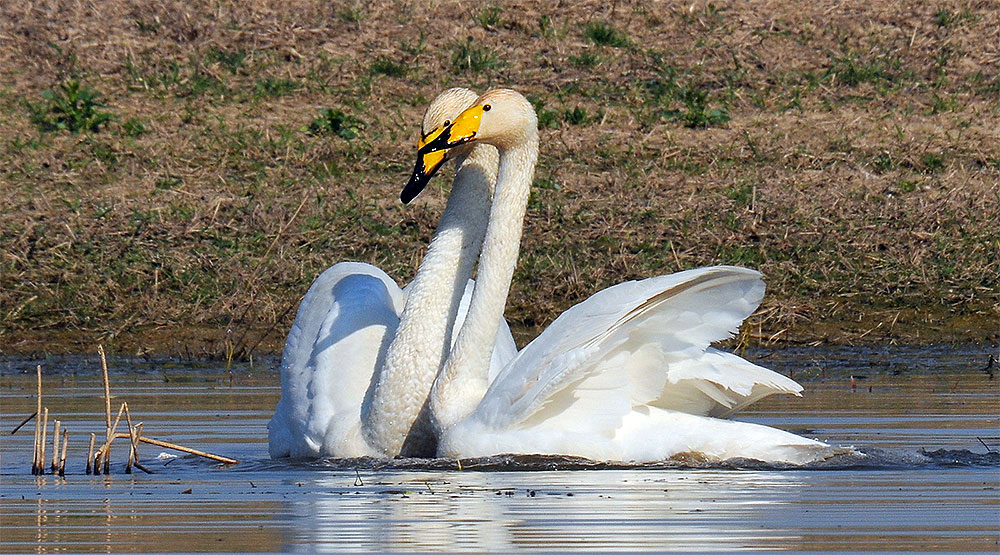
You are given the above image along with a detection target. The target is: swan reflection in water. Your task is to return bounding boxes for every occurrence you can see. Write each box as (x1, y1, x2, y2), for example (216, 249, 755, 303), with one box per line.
(278, 467, 812, 551)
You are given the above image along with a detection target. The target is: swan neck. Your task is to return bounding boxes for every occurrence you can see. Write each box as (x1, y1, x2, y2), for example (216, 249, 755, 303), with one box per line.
(432, 137, 538, 432)
(361, 145, 497, 456)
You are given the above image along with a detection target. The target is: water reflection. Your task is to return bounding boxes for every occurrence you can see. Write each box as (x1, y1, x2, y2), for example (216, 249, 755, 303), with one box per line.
(280, 470, 816, 551)
(1, 346, 998, 552)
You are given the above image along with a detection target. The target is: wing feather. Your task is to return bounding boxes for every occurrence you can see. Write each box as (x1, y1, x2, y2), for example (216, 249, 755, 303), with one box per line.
(472, 266, 801, 433)
(268, 262, 404, 458)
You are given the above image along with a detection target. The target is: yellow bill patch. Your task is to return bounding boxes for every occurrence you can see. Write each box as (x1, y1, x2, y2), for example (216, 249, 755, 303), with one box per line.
(446, 104, 484, 144)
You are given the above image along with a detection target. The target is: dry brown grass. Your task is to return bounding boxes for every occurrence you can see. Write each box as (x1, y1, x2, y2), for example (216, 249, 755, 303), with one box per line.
(1, 0, 998, 357)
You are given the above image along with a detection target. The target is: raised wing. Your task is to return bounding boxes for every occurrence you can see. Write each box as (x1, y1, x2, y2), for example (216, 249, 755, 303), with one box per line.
(472, 266, 800, 432)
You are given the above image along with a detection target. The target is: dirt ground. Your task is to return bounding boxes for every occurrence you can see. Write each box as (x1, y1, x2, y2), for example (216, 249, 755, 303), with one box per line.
(1, 1, 997, 358)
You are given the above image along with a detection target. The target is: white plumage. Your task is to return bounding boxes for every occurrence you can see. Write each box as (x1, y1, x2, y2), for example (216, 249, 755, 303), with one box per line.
(413, 90, 834, 464)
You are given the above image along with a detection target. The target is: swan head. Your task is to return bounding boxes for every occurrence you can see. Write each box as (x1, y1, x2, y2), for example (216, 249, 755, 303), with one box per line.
(405, 89, 537, 200)
(400, 87, 481, 204)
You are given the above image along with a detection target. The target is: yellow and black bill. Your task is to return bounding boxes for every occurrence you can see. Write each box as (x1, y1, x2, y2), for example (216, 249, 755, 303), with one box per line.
(400, 105, 485, 204)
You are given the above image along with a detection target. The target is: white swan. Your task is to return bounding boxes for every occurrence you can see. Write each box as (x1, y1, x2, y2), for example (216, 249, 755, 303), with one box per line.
(268, 88, 516, 459)
(406, 89, 834, 464)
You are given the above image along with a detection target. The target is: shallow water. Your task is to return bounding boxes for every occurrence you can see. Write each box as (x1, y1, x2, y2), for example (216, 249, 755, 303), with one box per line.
(1, 345, 998, 552)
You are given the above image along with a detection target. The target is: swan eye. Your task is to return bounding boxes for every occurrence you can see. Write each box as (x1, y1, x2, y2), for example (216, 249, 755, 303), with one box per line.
(443, 120, 450, 126)
(482, 104, 491, 111)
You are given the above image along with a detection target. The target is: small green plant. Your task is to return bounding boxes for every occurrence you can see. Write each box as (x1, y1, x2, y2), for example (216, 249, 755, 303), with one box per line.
(872, 152, 894, 173)
(156, 176, 183, 190)
(529, 97, 561, 129)
(667, 87, 730, 128)
(29, 80, 115, 133)
(825, 51, 900, 86)
(339, 7, 365, 23)
(920, 152, 945, 173)
(928, 93, 959, 114)
(308, 109, 364, 140)
(450, 38, 503, 74)
(584, 21, 629, 48)
(564, 106, 599, 126)
(400, 32, 427, 56)
(135, 18, 159, 33)
(725, 183, 755, 205)
(206, 47, 246, 74)
(369, 56, 407, 77)
(121, 118, 147, 137)
(934, 8, 977, 27)
(569, 51, 602, 68)
(254, 77, 300, 97)
(476, 4, 503, 29)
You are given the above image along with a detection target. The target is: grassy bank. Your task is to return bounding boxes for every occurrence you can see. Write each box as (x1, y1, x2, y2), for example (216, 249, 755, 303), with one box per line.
(1, 1, 998, 358)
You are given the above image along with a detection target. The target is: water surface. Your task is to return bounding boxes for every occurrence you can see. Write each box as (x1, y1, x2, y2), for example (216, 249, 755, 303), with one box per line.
(1, 345, 997, 552)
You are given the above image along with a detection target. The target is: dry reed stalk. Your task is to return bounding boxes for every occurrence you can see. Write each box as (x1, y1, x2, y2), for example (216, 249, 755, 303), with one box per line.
(87, 432, 96, 474)
(98, 402, 127, 473)
(39, 408, 48, 475)
(131, 424, 152, 474)
(113, 433, 238, 464)
(50, 420, 61, 472)
(32, 365, 42, 474)
(98, 345, 111, 458)
(124, 403, 137, 474)
(10, 411, 37, 435)
(58, 430, 68, 476)
(93, 449, 102, 475)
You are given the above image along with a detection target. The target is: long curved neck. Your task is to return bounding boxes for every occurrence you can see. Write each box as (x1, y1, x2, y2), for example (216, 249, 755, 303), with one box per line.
(431, 136, 538, 432)
(361, 146, 498, 456)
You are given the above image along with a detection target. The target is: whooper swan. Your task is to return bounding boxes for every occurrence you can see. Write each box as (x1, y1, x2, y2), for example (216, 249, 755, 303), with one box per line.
(405, 89, 835, 464)
(268, 88, 515, 459)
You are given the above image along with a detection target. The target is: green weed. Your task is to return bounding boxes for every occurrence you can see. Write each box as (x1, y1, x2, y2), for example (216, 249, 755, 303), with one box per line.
(254, 77, 300, 97)
(476, 4, 503, 29)
(725, 183, 755, 206)
(563, 106, 601, 126)
(450, 38, 503, 74)
(933, 8, 977, 27)
(308, 109, 364, 140)
(928, 92, 959, 114)
(121, 118, 147, 137)
(584, 21, 629, 48)
(370, 56, 407, 77)
(653, 85, 730, 128)
(205, 47, 246, 74)
(920, 152, 945, 173)
(872, 152, 894, 173)
(28, 80, 115, 133)
(825, 50, 901, 87)
(569, 52, 602, 68)
(529, 97, 562, 129)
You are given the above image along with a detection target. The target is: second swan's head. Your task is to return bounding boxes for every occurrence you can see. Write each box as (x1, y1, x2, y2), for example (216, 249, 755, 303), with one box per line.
(404, 89, 537, 201)
(400, 87, 481, 204)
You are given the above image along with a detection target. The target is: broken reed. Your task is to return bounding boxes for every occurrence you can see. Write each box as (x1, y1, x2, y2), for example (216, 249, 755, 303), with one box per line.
(22, 346, 239, 477)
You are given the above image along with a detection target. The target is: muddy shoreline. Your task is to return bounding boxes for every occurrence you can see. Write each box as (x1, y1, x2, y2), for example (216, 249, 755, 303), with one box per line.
(3, 310, 996, 360)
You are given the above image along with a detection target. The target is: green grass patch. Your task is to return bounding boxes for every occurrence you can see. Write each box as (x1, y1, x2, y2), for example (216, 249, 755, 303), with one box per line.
(476, 4, 503, 29)
(28, 80, 115, 133)
(370, 56, 407, 77)
(308, 109, 365, 140)
(254, 77, 300, 97)
(584, 21, 629, 48)
(450, 38, 503, 74)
